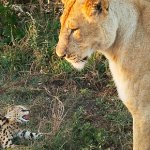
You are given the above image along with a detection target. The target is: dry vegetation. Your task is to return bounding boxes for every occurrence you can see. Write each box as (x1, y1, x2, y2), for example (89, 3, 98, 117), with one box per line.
(0, 1, 132, 150)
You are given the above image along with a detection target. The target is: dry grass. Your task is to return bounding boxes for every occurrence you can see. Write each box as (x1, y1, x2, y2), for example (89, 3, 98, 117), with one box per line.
(38, 87, 65, 136)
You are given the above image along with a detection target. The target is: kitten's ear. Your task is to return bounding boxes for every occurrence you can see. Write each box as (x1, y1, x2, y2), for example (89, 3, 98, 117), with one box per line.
(7, 106, 14, 113)
(6, 104, 16, 113)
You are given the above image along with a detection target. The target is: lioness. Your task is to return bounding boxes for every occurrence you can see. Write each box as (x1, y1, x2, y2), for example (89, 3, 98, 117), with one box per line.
(56, 0, 150, 149)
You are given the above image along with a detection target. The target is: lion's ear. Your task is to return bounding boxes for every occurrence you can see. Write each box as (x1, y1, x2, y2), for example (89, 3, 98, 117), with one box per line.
(95, 0, 109, 15)
(82, 0, 109, 18)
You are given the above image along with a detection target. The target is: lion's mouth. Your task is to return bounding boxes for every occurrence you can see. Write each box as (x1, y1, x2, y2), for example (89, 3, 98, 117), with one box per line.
(66, 56, 88, 63)
(22, 114, 30, 121)
(65, 56, 89, 70)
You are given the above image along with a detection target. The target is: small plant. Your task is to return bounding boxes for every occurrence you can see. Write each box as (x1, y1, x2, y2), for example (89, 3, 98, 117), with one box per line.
(0, 3, 27, 45)
(71, 107, 109, 150)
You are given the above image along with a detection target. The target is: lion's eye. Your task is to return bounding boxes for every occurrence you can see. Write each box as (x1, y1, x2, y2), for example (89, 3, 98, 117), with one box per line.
(70, 28, 78, 34)
(70, 28, 81, 41)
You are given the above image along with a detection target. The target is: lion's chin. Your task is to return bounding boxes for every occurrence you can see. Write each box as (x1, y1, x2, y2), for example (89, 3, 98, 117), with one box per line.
(71, 61, 86, 70)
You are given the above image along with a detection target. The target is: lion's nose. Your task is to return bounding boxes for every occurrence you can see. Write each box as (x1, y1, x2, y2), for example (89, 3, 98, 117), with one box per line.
(56, 44, 67, 58)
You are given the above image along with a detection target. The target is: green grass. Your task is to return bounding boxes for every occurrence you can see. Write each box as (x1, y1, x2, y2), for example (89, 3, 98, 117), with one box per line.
(0, 1, 132, 150)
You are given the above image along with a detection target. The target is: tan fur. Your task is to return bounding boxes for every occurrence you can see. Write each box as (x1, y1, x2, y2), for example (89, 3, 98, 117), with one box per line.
(56, 0, 150, 149)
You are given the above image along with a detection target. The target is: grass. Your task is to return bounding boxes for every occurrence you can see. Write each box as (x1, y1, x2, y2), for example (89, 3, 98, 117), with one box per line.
(0, 1, 132, 150)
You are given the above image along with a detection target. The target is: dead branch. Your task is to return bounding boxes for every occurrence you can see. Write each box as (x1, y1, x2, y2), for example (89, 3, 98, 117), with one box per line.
(38, 87, 65, 136)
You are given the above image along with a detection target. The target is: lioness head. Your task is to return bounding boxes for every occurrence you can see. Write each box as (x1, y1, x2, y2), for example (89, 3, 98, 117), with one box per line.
(56, 0, 118, 70)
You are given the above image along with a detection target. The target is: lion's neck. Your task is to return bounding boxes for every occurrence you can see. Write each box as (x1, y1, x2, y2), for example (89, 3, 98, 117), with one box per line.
(102, 0, 139, 60)
(111, 0, 139, 48)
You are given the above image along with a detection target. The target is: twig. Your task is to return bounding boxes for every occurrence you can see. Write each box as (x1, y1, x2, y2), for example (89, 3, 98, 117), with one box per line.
(38, 87, 65, 136)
